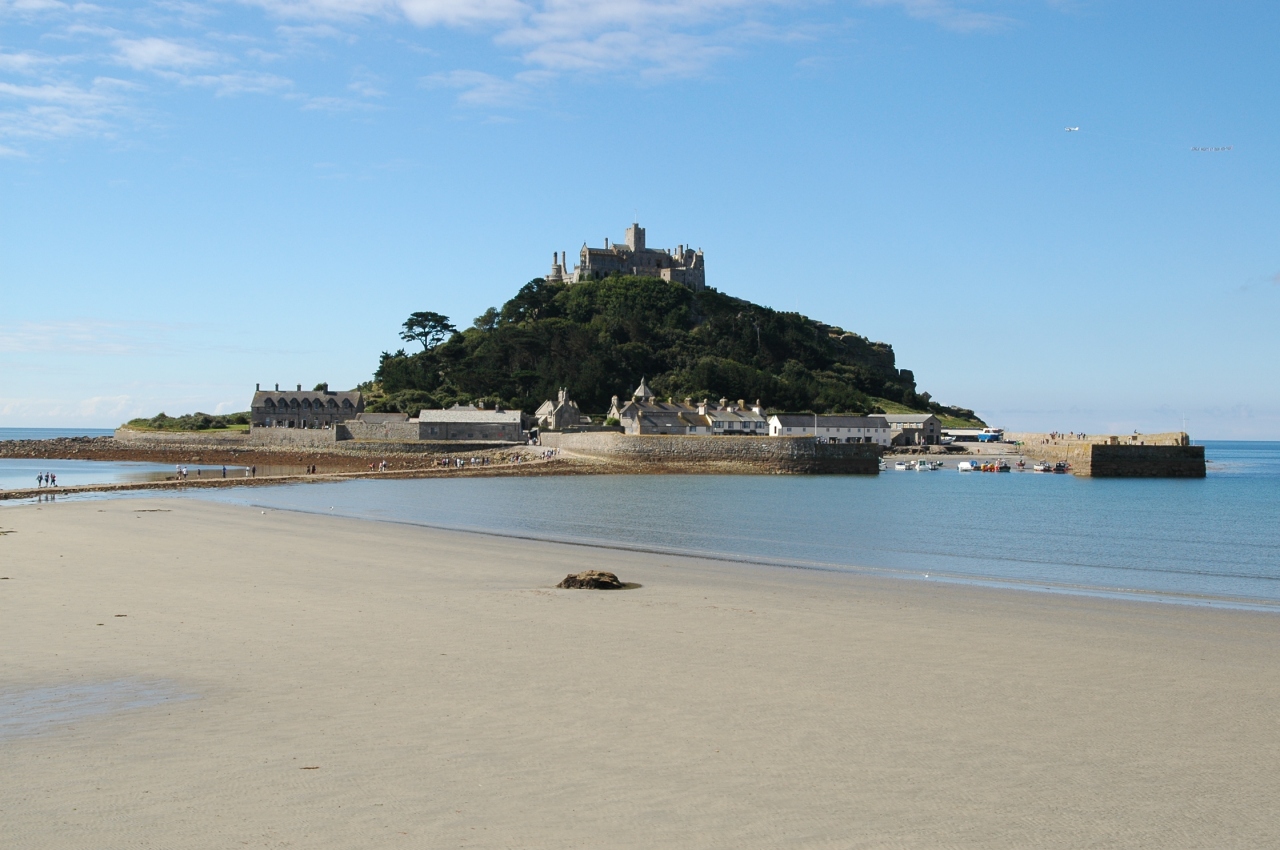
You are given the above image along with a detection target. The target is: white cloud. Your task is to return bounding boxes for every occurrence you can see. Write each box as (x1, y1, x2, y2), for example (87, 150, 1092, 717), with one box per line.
(861, 0, 1011, 33)
(421, 68, 546, 107)
(243, 0, 527, 27)
(163, 70, 294, 96)
(0, 77, 129, 140)
(0, 320, 171, 355)
(114, 37, 221, 71)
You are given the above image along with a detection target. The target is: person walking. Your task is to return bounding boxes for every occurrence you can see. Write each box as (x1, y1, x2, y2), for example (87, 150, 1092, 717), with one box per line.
(222, 465, 227, 478)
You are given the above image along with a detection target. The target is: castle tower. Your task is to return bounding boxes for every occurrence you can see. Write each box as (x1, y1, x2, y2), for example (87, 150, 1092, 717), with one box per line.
(625, 223, 645, 251)
(547, 251, 565, 283)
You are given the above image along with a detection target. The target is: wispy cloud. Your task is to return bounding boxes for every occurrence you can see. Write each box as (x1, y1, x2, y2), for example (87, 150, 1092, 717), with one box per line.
(421, 68, 548, 107)
(0, 77, 132, 142)
(0, 320, 175, 355)
(861, 0, 1012, 33)
(114, 37, 222, 71)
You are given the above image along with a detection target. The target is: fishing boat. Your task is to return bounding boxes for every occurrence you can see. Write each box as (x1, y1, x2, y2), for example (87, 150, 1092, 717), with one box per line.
(1053, 461, 1070, 474)
(1032, 462, 1052, 473)
(894, 461, 909, 471)
(957, 460, 978, 472)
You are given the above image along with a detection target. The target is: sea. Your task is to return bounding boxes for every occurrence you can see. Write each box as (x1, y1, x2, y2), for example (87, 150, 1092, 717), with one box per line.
(4, 430, 1278, 610)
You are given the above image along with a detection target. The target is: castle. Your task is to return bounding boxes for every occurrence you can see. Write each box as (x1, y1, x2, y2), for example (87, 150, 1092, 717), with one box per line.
(545, 223, 705, 291)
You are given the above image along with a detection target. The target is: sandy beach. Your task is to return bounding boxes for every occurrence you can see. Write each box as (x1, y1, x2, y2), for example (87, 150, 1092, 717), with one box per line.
(2, 497, 1279, 848)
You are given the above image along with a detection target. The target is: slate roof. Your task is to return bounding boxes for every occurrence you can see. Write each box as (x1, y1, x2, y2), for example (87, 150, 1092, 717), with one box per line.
(252, 390, 363, 409)
(770, 414, 889, 428)
(416, 409, 523, 424)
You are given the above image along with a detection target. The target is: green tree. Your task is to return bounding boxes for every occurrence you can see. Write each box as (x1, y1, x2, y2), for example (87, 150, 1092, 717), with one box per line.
(400, 311, 457, 351)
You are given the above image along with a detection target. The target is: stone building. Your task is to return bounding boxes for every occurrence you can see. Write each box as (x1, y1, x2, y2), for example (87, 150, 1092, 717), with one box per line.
(415, 407, 525, 442)
(769, 414, 892, 446)
(882, 413, 942, 446)
(546, 222, 705, 291)
(607, 379, 768, 436)
(535, 388, 590, 432)
(251, 384, 364, 429)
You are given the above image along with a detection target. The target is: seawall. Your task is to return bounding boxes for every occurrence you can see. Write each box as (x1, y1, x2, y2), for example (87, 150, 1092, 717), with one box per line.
(539, 432, 880, 474)
(1004, 432, 1204, 477)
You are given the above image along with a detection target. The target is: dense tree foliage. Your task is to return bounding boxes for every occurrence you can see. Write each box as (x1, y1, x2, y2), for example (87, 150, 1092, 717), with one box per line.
(125, 411, 250, 431)
(367, 277, 981, 423)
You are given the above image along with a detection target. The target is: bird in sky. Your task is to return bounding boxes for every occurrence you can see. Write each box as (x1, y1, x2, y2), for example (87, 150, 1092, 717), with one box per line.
(1065, 126, 1080, 132)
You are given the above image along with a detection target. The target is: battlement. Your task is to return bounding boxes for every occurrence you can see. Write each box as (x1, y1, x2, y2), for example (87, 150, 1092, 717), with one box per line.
(546, 222, 705, 291)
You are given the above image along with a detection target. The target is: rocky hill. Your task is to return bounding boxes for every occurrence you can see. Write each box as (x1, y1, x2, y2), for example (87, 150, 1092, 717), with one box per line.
(367, 276, 983, 425)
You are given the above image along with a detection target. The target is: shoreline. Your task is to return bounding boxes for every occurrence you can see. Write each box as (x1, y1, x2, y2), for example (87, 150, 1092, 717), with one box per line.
(195, 489, 1280, 616)
(3, 497, 1279, 848)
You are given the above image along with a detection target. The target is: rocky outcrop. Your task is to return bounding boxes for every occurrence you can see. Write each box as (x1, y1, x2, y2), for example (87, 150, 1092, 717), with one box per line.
(557, 570, 624, 590)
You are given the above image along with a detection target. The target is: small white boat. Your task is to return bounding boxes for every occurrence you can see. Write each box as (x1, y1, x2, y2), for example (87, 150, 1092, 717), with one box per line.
(1033, 462, 1052, 473)
(957, 461, 977, 472)
(894, 461, 909, 471)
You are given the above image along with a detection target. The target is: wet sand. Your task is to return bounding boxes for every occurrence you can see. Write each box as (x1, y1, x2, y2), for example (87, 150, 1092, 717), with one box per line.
(2, 498, 1278, 848)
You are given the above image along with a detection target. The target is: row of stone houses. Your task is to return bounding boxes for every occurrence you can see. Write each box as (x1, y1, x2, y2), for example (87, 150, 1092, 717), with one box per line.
(251, 384, 364, 429)
(250, 386, 526, 442)
(594, 379, 941, 445)
(249, 381, 941, 446)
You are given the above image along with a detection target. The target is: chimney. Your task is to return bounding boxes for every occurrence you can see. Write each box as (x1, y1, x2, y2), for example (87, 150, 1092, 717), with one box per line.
(738, 399, 746, 409)
(297, 384, 302, 392)
(698, 400, 708, 415)
(684, 397, 692, 407)
(719, 398, 728, 408)
(256, 383, 260, 391)
(275, 383, 279, 391)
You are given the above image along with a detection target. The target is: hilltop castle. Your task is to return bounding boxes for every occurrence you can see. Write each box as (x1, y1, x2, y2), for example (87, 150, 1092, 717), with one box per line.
(546, 223, 705, 291)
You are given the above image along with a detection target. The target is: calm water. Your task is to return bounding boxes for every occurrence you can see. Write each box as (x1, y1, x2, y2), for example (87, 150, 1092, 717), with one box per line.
(0, 458, 245, 490)
(0, 427, 115, 441)
(187, 441, 1280, 608)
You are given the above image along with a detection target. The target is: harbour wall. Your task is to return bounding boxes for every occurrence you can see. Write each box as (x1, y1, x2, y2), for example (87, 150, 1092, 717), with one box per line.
(539, 432, 881, 474)
(1004, 432, 1204, 477)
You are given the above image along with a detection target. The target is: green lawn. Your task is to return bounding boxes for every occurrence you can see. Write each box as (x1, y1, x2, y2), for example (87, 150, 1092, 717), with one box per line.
(869, 397, 986, 429)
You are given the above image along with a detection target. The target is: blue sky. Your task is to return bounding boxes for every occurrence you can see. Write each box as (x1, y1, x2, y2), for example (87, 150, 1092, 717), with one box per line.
(1, 0, 1276, 438)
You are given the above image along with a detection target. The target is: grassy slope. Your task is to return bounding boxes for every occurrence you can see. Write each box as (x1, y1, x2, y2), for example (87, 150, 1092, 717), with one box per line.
(870, 397, 986, 429)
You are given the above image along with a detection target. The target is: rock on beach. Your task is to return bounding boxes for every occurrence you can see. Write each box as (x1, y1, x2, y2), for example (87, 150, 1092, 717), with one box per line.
(557, 570, 624, 590)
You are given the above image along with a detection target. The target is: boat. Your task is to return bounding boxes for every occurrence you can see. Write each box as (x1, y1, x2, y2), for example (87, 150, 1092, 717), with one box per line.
(993, 460, 1011, 472)
(1053, 461, 1070, 474)
(1015, 459, 1026, 470)
(957, 461, 977, 472)
(878, 459, 886, 471)
(1032, 462, 1052, 473)
(894, 461, 908, 471)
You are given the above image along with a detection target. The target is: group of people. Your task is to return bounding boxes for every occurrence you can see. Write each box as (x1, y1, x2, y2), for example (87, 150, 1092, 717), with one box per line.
(367, 460, 390, 472)
(34, 472, 57, 488)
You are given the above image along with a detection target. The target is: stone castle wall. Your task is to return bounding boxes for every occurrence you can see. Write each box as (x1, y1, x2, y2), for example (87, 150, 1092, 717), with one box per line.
(539, 432, 880, 474)
(342, 421, 424, 442)
(248, 426, 339, 447)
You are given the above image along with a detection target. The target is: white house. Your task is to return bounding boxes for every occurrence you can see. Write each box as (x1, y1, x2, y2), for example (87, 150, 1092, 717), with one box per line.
(768, 414, 892, 446)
